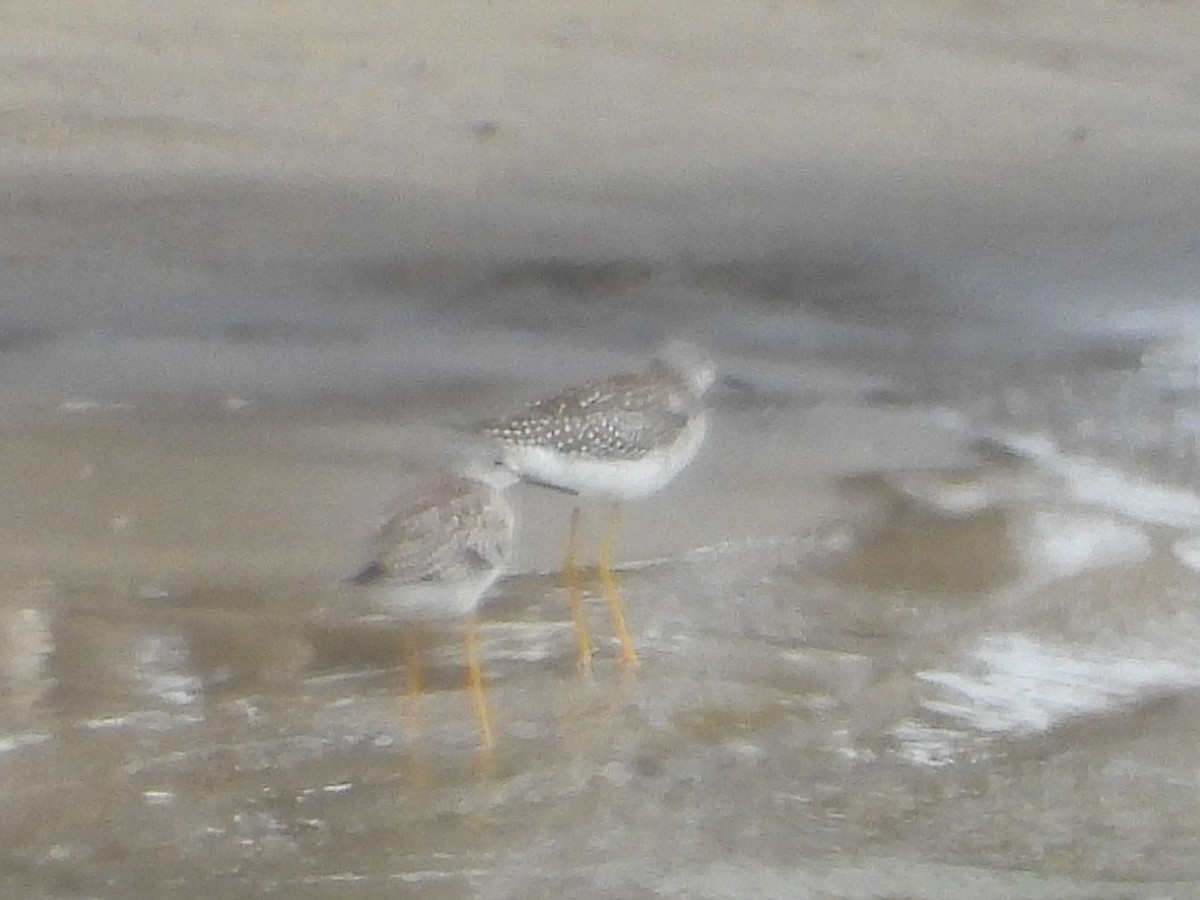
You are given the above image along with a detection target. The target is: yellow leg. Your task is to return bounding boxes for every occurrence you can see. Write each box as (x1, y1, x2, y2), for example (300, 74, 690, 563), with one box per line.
(399, 625, 434, 787)
(563, 506, 594, 671)
(598, 503, 639, 670)
(464, 613, 495, 753)
(401, 624, 425, 738)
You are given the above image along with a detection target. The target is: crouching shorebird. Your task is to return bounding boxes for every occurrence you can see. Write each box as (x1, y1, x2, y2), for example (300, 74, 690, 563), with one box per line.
(349, 460, 519, 752)
(480, 340, 716, 670)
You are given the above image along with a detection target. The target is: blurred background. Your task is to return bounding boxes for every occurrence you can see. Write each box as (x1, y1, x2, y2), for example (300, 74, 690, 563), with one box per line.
(3, 2, 1200, 897)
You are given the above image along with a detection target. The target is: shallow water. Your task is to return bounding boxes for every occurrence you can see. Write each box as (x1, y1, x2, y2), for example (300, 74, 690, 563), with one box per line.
(8, 314, 1200, 897)
(7, 1, 1200, 895)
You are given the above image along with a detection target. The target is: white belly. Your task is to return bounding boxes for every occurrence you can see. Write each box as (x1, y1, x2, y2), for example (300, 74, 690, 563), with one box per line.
(363, 567, 503, 621)
(502, 412, 707, 501)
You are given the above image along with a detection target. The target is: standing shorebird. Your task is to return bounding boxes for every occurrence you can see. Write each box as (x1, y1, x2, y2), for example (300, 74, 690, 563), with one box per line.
(349, 460, 519, 752)
(480, 341, 716, 669)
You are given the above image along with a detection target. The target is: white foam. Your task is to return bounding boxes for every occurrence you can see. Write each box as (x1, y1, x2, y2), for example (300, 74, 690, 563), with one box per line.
(890, 720, 972, 768)
(1171, 532, 1200, 572)
(0, 732, 52, 755)
(919, 633, 1195, 737)
(136, 634, 202, 707)
(1021, 510, 1152, 581)
(56, 398, 136, 414)
(996, 431, 1200, 529)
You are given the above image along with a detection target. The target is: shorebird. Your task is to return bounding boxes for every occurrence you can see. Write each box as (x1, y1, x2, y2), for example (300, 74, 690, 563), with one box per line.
(480, 340, 715, 669)
(349, 460, 518, 751)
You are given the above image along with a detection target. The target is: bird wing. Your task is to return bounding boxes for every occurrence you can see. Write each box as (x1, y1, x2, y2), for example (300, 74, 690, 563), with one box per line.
(485, 373, 691, 459)
(359, 481, 486, 585)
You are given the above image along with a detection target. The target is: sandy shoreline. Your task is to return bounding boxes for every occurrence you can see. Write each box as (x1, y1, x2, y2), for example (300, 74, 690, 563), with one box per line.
(5, 1, 1198, 180)
(0, 366, 979, 588)
(5, 2, 1200, 895)
(3, 0, 1200, 329)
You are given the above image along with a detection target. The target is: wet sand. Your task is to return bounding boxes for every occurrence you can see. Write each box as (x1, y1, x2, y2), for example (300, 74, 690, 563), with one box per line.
(5, 1, 1200, 897)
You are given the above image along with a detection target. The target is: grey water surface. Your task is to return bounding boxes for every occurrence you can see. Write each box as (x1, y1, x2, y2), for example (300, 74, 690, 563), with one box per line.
(5, 3, 1200, 896)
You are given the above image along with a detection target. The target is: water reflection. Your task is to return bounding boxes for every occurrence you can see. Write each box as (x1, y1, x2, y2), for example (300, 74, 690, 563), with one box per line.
(6, 347, 1200, 894)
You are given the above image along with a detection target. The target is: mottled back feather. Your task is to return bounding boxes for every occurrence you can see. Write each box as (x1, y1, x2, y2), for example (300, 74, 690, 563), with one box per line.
(358, 476, 513, 587)
(482, 371, 697, 460)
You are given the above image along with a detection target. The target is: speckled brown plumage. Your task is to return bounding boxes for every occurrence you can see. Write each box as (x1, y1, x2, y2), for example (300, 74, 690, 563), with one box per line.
(350, 467, 517, 619)
(481, 371, 697, 461)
